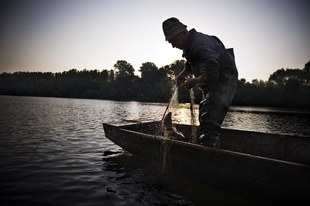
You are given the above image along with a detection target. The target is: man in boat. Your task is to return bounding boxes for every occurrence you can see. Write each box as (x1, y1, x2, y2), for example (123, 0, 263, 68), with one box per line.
(162, 17, 238, 148)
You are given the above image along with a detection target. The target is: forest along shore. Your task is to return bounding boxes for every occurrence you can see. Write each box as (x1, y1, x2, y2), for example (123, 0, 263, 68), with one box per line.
(0, 60, 309, 108)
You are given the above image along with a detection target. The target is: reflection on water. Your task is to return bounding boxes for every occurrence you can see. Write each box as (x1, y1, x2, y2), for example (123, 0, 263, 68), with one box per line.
(224, 106, 310, 136)
(0, 95, 309, 206)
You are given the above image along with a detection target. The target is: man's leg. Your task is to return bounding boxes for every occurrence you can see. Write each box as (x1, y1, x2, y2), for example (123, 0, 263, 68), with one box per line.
(198, 76, 237, 148)
(198, 92, 229, 148)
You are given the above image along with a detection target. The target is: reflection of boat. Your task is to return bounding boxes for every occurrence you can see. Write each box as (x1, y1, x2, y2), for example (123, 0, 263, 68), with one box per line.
(102, 120, 310, 204)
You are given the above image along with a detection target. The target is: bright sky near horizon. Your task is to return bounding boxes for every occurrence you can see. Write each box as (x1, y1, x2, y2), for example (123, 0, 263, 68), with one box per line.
(1, 0, 309, 81)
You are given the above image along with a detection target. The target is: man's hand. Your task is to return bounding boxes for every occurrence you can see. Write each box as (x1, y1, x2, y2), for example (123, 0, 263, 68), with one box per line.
(176, 74, 186, 86)
(183, 78, 196, 90)
(182, 76, 205, 90)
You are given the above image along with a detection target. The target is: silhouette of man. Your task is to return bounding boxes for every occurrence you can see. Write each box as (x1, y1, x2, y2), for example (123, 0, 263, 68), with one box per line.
(162, 17, 238, 148)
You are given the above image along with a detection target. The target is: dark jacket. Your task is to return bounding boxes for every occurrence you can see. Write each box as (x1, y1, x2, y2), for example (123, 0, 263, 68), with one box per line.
(183, 29, 237, 89)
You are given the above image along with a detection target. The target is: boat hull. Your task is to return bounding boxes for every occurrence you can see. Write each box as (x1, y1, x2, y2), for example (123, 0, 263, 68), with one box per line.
(103, 120, 310, 203)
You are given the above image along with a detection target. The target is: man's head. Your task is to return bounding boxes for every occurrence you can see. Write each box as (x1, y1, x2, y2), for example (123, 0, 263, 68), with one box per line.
(162, 17, 187, 41)
(162, 17, 189, 50)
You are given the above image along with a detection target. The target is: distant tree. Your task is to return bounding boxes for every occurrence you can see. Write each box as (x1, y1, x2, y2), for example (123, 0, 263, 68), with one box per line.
(100, 69, 109, 82)
(138, 62, 159, 101)
(139, 62, 159, 81)
(268, 68, 303, 85)
(303, 61, 310, 84)
(113, 60, 138, 100)
(114, 60, 135, 81)
(265, 65, 309, 107)
(109, 69, 115, 82)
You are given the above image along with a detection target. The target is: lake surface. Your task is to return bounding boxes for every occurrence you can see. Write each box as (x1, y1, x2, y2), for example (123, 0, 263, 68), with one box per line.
(0, 95, 309, 206)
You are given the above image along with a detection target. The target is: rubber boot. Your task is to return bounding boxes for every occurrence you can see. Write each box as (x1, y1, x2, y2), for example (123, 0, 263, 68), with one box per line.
(198, 133, 220, 148)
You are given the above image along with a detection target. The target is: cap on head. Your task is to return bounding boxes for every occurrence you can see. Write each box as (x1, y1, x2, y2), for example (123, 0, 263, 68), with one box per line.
(162, 17, 187, 41)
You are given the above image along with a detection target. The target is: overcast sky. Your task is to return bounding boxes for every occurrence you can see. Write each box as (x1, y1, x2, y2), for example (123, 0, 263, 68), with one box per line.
(1, 0, 309, 81)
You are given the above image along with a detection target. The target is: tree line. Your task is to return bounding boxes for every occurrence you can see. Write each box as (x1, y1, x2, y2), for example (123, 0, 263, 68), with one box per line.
(0, 60, 309, 108)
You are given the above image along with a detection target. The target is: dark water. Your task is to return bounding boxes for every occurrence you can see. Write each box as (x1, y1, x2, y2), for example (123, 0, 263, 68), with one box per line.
(0, 95, 309, 206)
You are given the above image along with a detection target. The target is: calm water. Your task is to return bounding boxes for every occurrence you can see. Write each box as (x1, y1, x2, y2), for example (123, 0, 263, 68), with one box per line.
(0, 95, 309, 206)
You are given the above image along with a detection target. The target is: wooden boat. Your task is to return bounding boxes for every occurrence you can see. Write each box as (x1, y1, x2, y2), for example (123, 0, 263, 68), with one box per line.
(102, 120, 310, 204)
